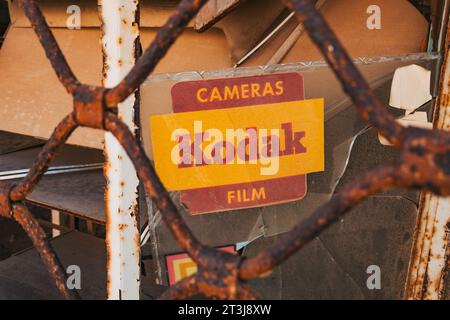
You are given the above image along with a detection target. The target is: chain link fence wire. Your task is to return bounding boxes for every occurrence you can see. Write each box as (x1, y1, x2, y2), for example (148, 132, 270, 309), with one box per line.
(0, 0, 449, 299)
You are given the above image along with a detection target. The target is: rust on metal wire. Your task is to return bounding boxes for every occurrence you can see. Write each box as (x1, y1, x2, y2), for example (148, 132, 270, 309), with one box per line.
(103, 0, 210, 107)
(19, 0, 80, 94)
(0, 0, 446, 299)
(73, 86, 106, 129)
(9, 113, 78, 202)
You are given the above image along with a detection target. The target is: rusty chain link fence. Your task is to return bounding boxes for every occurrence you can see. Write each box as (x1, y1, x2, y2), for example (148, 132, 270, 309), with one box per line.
(1, 0, 449, 300)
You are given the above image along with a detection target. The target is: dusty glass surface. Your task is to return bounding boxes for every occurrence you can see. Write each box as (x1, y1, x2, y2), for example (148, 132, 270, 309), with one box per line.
(140, 53, 440, 299)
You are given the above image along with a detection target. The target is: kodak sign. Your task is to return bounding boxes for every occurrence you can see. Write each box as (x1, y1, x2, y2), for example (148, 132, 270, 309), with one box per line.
(149, 73, 325, 214)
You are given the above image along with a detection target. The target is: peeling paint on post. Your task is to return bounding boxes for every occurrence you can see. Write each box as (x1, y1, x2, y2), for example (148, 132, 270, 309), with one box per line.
(99, 0, 140, 300)
(406, 194, 450, 299)
(405, 30, 450, 300)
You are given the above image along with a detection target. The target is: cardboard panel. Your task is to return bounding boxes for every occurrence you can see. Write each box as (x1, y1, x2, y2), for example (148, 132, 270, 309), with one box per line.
(8, 0, 192, 28)
(0, 27, 104, 149)
(242, 0, 429, 66)
(0, 26, 230, 149)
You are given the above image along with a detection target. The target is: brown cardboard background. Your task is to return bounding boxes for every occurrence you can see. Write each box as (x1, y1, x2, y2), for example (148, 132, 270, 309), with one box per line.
(0, 0, 430, 149)
(8, 0, 189, 28)
(242, 0, 429, 65)
(0, 25, 229, 149)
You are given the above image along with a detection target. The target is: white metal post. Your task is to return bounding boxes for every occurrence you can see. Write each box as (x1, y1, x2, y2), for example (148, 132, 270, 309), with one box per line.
(99, 0, 140, 300)
(406, 41, 450, 300)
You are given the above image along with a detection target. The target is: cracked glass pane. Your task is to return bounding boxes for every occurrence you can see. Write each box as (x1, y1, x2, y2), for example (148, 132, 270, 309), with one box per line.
(140, 52, 440, 298)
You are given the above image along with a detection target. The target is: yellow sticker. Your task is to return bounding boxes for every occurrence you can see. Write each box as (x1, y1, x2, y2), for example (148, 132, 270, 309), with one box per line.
(150, 99, 324, 190)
